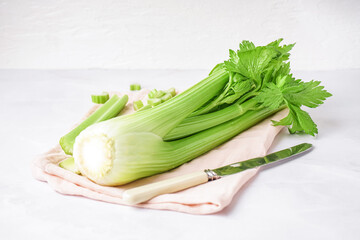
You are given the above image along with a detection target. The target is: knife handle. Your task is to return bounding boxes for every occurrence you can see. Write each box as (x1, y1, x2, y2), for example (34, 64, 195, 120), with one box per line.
(122, 171, 209, 205)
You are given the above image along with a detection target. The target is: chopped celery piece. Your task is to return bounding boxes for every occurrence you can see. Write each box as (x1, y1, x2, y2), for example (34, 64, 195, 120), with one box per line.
(156, 90, 166, 98)
(135, 93, 173, 112)
(59, 157, 81, 174)
(133, 100, 144, 111)
(147, 90, 156, 99)
(147, 98, 162, 106)
(60, 94, 128, 155)
(138, 104, 152, 111)
(148, 89, 166, 99)
(161, 93, 173, 102)
(134, 89, 175, 112)
(91, 92, 109, 104)
(166, 88, 176, 97)
(130, 84, 141, 91)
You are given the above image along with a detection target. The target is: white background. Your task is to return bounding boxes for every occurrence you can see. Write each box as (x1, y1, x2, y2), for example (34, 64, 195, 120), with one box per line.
(0, 0, 359, 70)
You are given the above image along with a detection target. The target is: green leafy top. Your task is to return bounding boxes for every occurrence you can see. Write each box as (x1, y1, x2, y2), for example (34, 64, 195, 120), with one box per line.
(255, 76, 332, 135)
(221, 38, 332, 136)
(199, 39, 293, 115)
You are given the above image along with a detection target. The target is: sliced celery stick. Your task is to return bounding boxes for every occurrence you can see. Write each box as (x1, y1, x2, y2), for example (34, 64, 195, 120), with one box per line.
(148, 98, 162, 107)
(161, 93, 173, 102)
(130, 84, 141, 91)
(148, 89, 158, 99)
(133, 100, 144, 111)
(148, 89, 166, 99)
(60, 94, 128, 155)
(167, 88, 176, 97)
(138, 104, 152, 111)
(91, 92, 109, 104)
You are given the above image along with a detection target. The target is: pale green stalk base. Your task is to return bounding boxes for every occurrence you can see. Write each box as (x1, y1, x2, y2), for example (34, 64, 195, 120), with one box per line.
(74, 106, 283, 186)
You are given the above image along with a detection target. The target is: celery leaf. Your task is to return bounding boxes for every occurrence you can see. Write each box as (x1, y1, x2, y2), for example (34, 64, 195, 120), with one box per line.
(256, 74, 332, 135)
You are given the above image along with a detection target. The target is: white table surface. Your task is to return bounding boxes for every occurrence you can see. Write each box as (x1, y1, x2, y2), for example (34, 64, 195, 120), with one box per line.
(0, 69, 359, 240)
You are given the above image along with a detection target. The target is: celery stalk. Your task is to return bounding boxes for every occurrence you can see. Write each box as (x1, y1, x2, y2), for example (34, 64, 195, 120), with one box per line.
(84, 70, 229, 139)
(164, 107, 284, 170)
(60, 94, 128, 155)
(164, 98, 258, 140)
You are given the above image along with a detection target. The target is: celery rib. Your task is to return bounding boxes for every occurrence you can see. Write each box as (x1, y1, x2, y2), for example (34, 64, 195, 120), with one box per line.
(168, 106, 286, 166)
(164, 98, 258, 141)
(60, 94, 128, 155)
(108, 70, 229, 138)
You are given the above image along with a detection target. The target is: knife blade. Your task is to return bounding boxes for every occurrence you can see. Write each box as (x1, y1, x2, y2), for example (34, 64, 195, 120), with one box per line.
(208, 142, 313, 179)
(122, 143, 313, 205)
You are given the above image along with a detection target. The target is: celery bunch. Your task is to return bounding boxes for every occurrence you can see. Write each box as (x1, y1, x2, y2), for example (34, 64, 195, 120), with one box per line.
(71, 39, 331, 186)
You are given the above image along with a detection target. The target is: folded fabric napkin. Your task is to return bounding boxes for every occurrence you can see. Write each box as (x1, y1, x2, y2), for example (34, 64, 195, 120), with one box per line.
(32, 90, 287, 214)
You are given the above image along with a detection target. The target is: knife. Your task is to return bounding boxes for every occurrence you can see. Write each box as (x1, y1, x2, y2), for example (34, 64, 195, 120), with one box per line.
(122, 143, 313, 205)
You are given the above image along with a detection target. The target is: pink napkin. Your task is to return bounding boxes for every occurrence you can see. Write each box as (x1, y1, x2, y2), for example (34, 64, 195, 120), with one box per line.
(32, 90, 287, 214)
